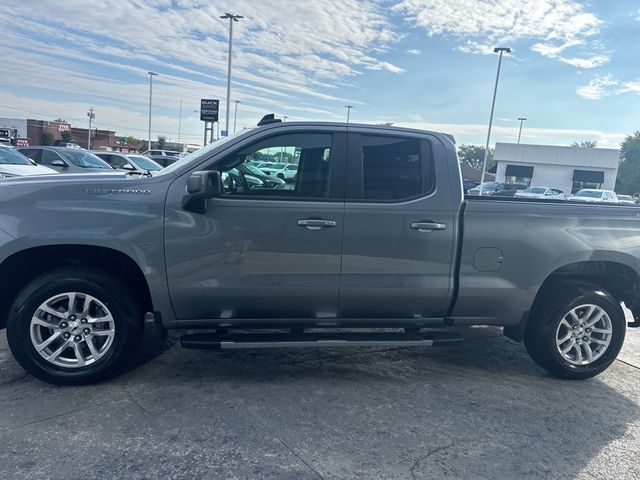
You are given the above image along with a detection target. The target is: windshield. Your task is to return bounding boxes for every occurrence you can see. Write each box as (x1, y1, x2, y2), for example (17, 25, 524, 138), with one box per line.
(575, 190, 603, 198)
(476, 182, 497, 190)
(0, 147, 33, 165)
(61, 150, 113, 169)
(155, 129, 253, 176)
(523, 187, 546, 194)
(128, 155, 162, 171)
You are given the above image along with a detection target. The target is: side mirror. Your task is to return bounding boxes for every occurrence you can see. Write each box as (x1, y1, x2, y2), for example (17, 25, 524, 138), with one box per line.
(182, 170, 221, 213)
(122, 163, 136, 170)
(51, 159, 67, 168)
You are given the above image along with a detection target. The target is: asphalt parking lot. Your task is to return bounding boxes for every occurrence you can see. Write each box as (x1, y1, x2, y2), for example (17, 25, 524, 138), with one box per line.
(1, 317, 640, 480)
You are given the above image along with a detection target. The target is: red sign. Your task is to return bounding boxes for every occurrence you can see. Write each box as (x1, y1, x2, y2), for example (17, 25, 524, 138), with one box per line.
(15, 138, 30, 147)
(57, 123, 71, 133)
(121, 148, 129, 153)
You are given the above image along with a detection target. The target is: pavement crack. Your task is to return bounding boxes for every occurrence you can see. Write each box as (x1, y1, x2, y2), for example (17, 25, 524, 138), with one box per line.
(616, 358, 640, 371)
(410, 442, 454, 479)
(246, 410, 325, 480)
(0, 399, 115, 434)
(122, 386, 151, 415)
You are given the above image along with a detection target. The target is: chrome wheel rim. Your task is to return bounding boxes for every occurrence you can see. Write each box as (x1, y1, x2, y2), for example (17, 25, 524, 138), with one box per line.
(555, 304, 613, 366)
(29, 292, 115, 369)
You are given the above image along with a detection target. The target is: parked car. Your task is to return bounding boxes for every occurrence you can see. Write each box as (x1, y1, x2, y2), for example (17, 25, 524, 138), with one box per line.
(0, 145, 57, 177)
(93, 152, 163, 174)
(466, 182, 524, 197)
(616, 194, 636, 206)
(17, 146, 114, 173)
(2, 118, 639, 385)
(143, 150, 181, 168)
(514, 186, 566, 200)
(55, 142, 83, 149)
(238, 164, 286, 189)
(462, 179, 479, 193)
(569, 189, 618, 203)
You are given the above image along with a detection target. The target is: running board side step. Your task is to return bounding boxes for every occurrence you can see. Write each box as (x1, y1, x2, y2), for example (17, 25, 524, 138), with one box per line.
(180, 330, 463, 350)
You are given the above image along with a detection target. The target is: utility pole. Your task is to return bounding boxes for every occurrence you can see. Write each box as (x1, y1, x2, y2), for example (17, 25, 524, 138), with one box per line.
(479, 47, 511, 195)
(345, 105, 354, 123)
(87, 107, 95, 150)
(517, 117, 527, 144)
(233, 100, 241, 134)
(147, 71, 158, 151)
(221, 13, 243, 137)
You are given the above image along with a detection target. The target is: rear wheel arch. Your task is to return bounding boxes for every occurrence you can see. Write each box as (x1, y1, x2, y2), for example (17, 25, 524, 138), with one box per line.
(505, 261, 639, 342)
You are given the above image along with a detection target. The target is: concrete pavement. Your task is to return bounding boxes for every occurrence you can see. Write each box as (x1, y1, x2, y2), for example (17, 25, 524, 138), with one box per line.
(1, 321, 639, 479)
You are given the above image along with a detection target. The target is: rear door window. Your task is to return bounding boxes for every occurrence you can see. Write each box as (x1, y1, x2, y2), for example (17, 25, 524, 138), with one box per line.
(359, 135, 432, 201)
(19, 149, 42, 162)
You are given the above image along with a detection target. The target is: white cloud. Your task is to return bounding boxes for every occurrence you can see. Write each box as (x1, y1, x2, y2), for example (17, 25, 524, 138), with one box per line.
(558, 55, 609, 69)
(576, 75, 618, 100)
(393, 0, 606, 67)
(407, 49, 422, 55)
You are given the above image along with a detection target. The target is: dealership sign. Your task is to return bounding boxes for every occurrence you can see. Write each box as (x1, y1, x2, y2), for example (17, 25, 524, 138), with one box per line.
(15, 138, 30, 147)
(57, 123, 71, 133)
(200, 99, 219, 122)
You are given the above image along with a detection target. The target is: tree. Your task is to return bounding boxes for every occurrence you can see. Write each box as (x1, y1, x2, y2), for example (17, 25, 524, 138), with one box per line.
(458, 144, 495, 171)
(616, 131, 640, 195)
(41, 131, 54, 146)
(571, 140, 598, 148)
(157, 135, 166, 149)
(60, 130, 73, 143)
(125, 136, 139, 148)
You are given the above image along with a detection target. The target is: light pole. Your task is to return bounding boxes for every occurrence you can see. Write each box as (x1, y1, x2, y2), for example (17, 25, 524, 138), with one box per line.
(178, 99, 183, 147)
(283, 116, 289, 122)
(147, 71, 158, 151)
(233, 100, 241, 133)
(221, 13, 243, 137)
(479, 47, 511, 195)
(517, 117, 527, 144)
(345, 105, 354, 123)
(86, 107, 95, 149)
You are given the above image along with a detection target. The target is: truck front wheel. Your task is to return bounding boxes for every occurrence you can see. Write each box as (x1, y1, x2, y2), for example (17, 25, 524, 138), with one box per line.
(6, 267, 143, 385)
(524, 283, 625, 380)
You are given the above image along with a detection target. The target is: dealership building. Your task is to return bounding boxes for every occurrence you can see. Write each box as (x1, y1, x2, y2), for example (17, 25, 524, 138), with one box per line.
(493, 142, 620, 195)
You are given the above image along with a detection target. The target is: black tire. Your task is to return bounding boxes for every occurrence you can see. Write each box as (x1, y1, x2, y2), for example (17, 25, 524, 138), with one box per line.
(524, 282, 625, 380)
(6, 267, 144, 385)
(277, 173, 285, 180)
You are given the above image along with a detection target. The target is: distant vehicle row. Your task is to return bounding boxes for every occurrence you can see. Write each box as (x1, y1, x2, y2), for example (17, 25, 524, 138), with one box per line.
(467, 182, 635, 204)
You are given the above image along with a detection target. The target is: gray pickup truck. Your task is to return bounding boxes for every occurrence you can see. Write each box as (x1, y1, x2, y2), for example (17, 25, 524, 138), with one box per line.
(1, 117, 639, 385)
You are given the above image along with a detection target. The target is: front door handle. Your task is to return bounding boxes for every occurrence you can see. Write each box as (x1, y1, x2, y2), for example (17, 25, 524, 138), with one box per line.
(410, 222, 447, 232)
(297, 219, 337, 230)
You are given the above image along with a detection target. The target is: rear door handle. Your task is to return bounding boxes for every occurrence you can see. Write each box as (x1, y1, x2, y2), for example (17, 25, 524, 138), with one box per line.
(410, 222, 447, 232)
(297, 219, 337, 230)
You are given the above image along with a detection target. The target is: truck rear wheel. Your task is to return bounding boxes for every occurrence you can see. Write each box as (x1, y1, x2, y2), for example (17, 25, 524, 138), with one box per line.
(6, 267, 143, 385)
(524, 283, 625, 380)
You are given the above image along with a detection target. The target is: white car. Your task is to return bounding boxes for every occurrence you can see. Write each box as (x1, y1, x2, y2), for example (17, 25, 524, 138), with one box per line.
(514, 186, 566, 200)
(569, 189, 618, 203)
(256, 162, 298, 181)
(616, 194, 636, 206)
(0, 145, 58, 178)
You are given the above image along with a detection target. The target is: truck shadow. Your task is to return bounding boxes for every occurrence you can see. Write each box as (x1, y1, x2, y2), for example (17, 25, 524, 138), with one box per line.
(120, 326, 640, 479)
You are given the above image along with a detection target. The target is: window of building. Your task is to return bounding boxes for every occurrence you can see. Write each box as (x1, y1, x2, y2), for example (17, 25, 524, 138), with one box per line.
(361, 136, 430, 201)
(504, 165, 533, 188)
(572, 169, 604, 194)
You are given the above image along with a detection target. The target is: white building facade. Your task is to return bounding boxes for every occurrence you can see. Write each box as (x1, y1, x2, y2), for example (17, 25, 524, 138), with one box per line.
(493, 142, 619, 196)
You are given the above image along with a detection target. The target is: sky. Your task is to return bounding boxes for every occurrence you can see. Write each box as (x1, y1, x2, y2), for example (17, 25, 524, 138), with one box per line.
(1, 0, 639, 148)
